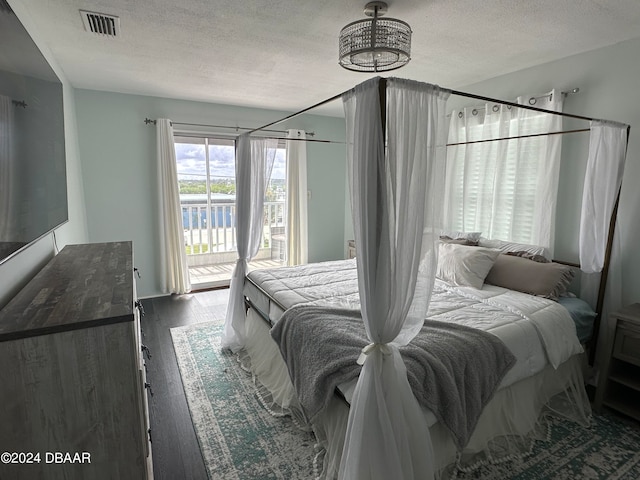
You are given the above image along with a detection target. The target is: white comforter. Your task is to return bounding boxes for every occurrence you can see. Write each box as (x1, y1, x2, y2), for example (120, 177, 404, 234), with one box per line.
(245, 258, 583, 390)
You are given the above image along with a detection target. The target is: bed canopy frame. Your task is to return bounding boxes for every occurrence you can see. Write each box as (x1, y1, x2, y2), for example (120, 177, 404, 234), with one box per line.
(242, 77, 629, 365)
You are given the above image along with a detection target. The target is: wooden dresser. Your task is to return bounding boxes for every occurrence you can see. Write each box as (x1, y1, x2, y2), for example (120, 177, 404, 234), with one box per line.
(595, 303, 640, 421)
(0, 242, 152, 479)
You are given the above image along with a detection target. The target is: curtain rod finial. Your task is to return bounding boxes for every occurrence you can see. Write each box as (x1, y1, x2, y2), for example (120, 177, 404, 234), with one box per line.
(144, 118, 157, 125)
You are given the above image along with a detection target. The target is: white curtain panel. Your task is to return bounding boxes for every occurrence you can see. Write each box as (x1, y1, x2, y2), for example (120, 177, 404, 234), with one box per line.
(445, 90, 562, 251)
(579, 121, 628, 369)
(579, 121, 628, 274)
(285, 129, 308, 266)
(222, 135, 277, 352)
(157, 119, 191, 294)
(339, 77, 450, 480)
(0, 95, 14, 241)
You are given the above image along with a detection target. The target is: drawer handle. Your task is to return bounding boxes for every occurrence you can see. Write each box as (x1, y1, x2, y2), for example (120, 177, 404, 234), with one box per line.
(141, 344, 152, 360)
(135, 300, 146, 316)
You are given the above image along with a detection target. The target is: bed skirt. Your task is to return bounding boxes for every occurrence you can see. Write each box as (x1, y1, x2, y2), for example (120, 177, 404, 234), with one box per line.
(240, 307, 591, 479)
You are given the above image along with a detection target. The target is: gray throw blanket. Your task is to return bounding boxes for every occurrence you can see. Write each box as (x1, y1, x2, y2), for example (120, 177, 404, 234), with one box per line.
(270, 304, 516, 450)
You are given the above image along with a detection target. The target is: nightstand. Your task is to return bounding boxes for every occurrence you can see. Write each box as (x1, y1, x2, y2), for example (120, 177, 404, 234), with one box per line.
(347, 239, 356, 259)
(594, 303, 640, 420)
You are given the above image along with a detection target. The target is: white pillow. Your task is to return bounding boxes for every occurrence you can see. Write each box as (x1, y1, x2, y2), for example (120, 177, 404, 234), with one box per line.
(437, 243, 500, 289)
(478, 238, 551, 261)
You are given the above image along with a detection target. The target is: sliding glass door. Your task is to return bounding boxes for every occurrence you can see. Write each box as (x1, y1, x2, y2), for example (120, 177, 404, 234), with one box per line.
(174, 135, 287, 288)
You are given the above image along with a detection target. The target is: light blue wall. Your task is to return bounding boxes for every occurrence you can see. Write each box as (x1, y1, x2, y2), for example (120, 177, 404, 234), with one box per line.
(74, 90, 347, 298)
(339, 38, 640, 306)
(445, 36, 640, 306)
(0, 2, 88, 309)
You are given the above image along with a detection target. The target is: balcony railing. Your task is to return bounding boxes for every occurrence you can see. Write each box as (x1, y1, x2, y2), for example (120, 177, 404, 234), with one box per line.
(181, 200, 285, 258)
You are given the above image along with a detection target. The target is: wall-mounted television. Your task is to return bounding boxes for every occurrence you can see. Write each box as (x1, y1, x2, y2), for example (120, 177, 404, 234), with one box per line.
(0, 3, 67, 264)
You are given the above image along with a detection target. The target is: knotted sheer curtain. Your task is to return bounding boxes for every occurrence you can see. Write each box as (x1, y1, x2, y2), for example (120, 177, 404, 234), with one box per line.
(445, 91, 562, 250)
(157, 119, 191, 294)
(339, 78, 450, 480)
(579, 121, 628, 367)
(579, 121, 627, 275)
(222, 135, 277, 352)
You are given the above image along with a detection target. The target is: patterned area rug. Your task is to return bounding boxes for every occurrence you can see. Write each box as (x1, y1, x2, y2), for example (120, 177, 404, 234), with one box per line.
(172, 320, 640, 480)
(171, 320, 317, 480)
(453, 413, 640, 479)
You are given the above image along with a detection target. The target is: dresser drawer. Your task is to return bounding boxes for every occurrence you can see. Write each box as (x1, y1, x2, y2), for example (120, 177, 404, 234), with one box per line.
(613, 327, 640, 367)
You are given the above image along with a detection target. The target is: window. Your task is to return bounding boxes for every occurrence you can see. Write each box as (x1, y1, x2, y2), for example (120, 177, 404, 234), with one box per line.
(174, 135, 287, 286)
(445, 103, 561, 247)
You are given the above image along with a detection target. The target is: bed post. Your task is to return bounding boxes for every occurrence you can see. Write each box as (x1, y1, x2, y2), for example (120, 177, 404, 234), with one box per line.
(588, 124, 631, 365)
(589, 192, 620, 364)
(378, 77, 387, 136)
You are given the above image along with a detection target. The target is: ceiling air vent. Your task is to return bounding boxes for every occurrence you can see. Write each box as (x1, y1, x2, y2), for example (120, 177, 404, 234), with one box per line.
(80, 10, 120, 37)
(0, 0, 14, 14)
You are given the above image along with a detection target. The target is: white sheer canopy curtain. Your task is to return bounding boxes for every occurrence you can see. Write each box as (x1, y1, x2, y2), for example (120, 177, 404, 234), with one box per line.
(222, 135, 277, 352)
(579, 121, 628, 366)
(339, 77, 450, 480)
(445, 91, 562, 251)
(0, 95, 15, 241)
(285, 129, 308, 266)
(157, 119, 191, 294)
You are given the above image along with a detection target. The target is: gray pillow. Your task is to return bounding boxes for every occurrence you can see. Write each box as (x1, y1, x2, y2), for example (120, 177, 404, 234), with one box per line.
(478, 238, 551, 261)
(505, 250, 550, 263)
(485, 254, 574, 300)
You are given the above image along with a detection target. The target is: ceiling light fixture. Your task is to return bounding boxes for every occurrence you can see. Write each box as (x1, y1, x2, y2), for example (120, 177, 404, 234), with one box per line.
(338, 1, 412, 72)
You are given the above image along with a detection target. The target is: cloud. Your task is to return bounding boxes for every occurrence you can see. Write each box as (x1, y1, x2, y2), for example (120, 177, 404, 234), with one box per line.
(175, 141, 287, 181)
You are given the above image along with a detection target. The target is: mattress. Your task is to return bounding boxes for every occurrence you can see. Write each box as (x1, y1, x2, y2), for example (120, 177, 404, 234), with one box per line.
(244, 258, 584, 391)
(244, 258, 360, 323)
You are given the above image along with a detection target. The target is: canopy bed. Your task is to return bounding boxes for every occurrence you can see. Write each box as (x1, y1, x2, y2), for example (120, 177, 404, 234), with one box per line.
(221, 77, 629, 479)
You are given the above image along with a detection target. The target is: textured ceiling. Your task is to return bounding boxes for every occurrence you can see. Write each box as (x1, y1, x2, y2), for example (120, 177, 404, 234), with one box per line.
(11, 0, 640, 116)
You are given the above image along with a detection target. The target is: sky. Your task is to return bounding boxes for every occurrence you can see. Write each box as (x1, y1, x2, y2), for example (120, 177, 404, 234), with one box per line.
(175, 141, 286, 181)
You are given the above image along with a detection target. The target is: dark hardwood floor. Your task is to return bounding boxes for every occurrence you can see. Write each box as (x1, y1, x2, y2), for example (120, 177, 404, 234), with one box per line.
(140, 287, 229, 480)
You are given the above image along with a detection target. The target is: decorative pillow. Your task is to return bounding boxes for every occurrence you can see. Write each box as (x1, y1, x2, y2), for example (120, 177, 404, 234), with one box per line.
(478, 238, 551, 261)
(437, 243, 500, 289)
(485, 254, 575, 300)
(441, 230, 482, 244)
(505, 250, 550, 263)
(440, 235, 479, 246)
(557, 296, 597, 343)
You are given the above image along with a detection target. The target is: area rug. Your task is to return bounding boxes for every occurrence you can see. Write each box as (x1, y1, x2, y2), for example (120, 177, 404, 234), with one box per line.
(171, 321, 317, 480)
(172, 320, 640, 480)
(452, 412, 640, 479)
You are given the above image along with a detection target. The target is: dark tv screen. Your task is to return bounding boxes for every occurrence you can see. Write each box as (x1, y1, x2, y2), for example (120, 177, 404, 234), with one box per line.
(0, 4, 67, 264)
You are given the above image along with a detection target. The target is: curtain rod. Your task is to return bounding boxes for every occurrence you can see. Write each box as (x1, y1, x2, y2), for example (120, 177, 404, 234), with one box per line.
(12, 100, 27, 108)
(447, 128, 591, 147)
(449, 89, 597, 122)
(455, 88, 580, 116)
(247, 80, 608, 136)
(258, 136, 341, 145)
(526, 87, 580, 105)
(143, 118, 315, 137)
